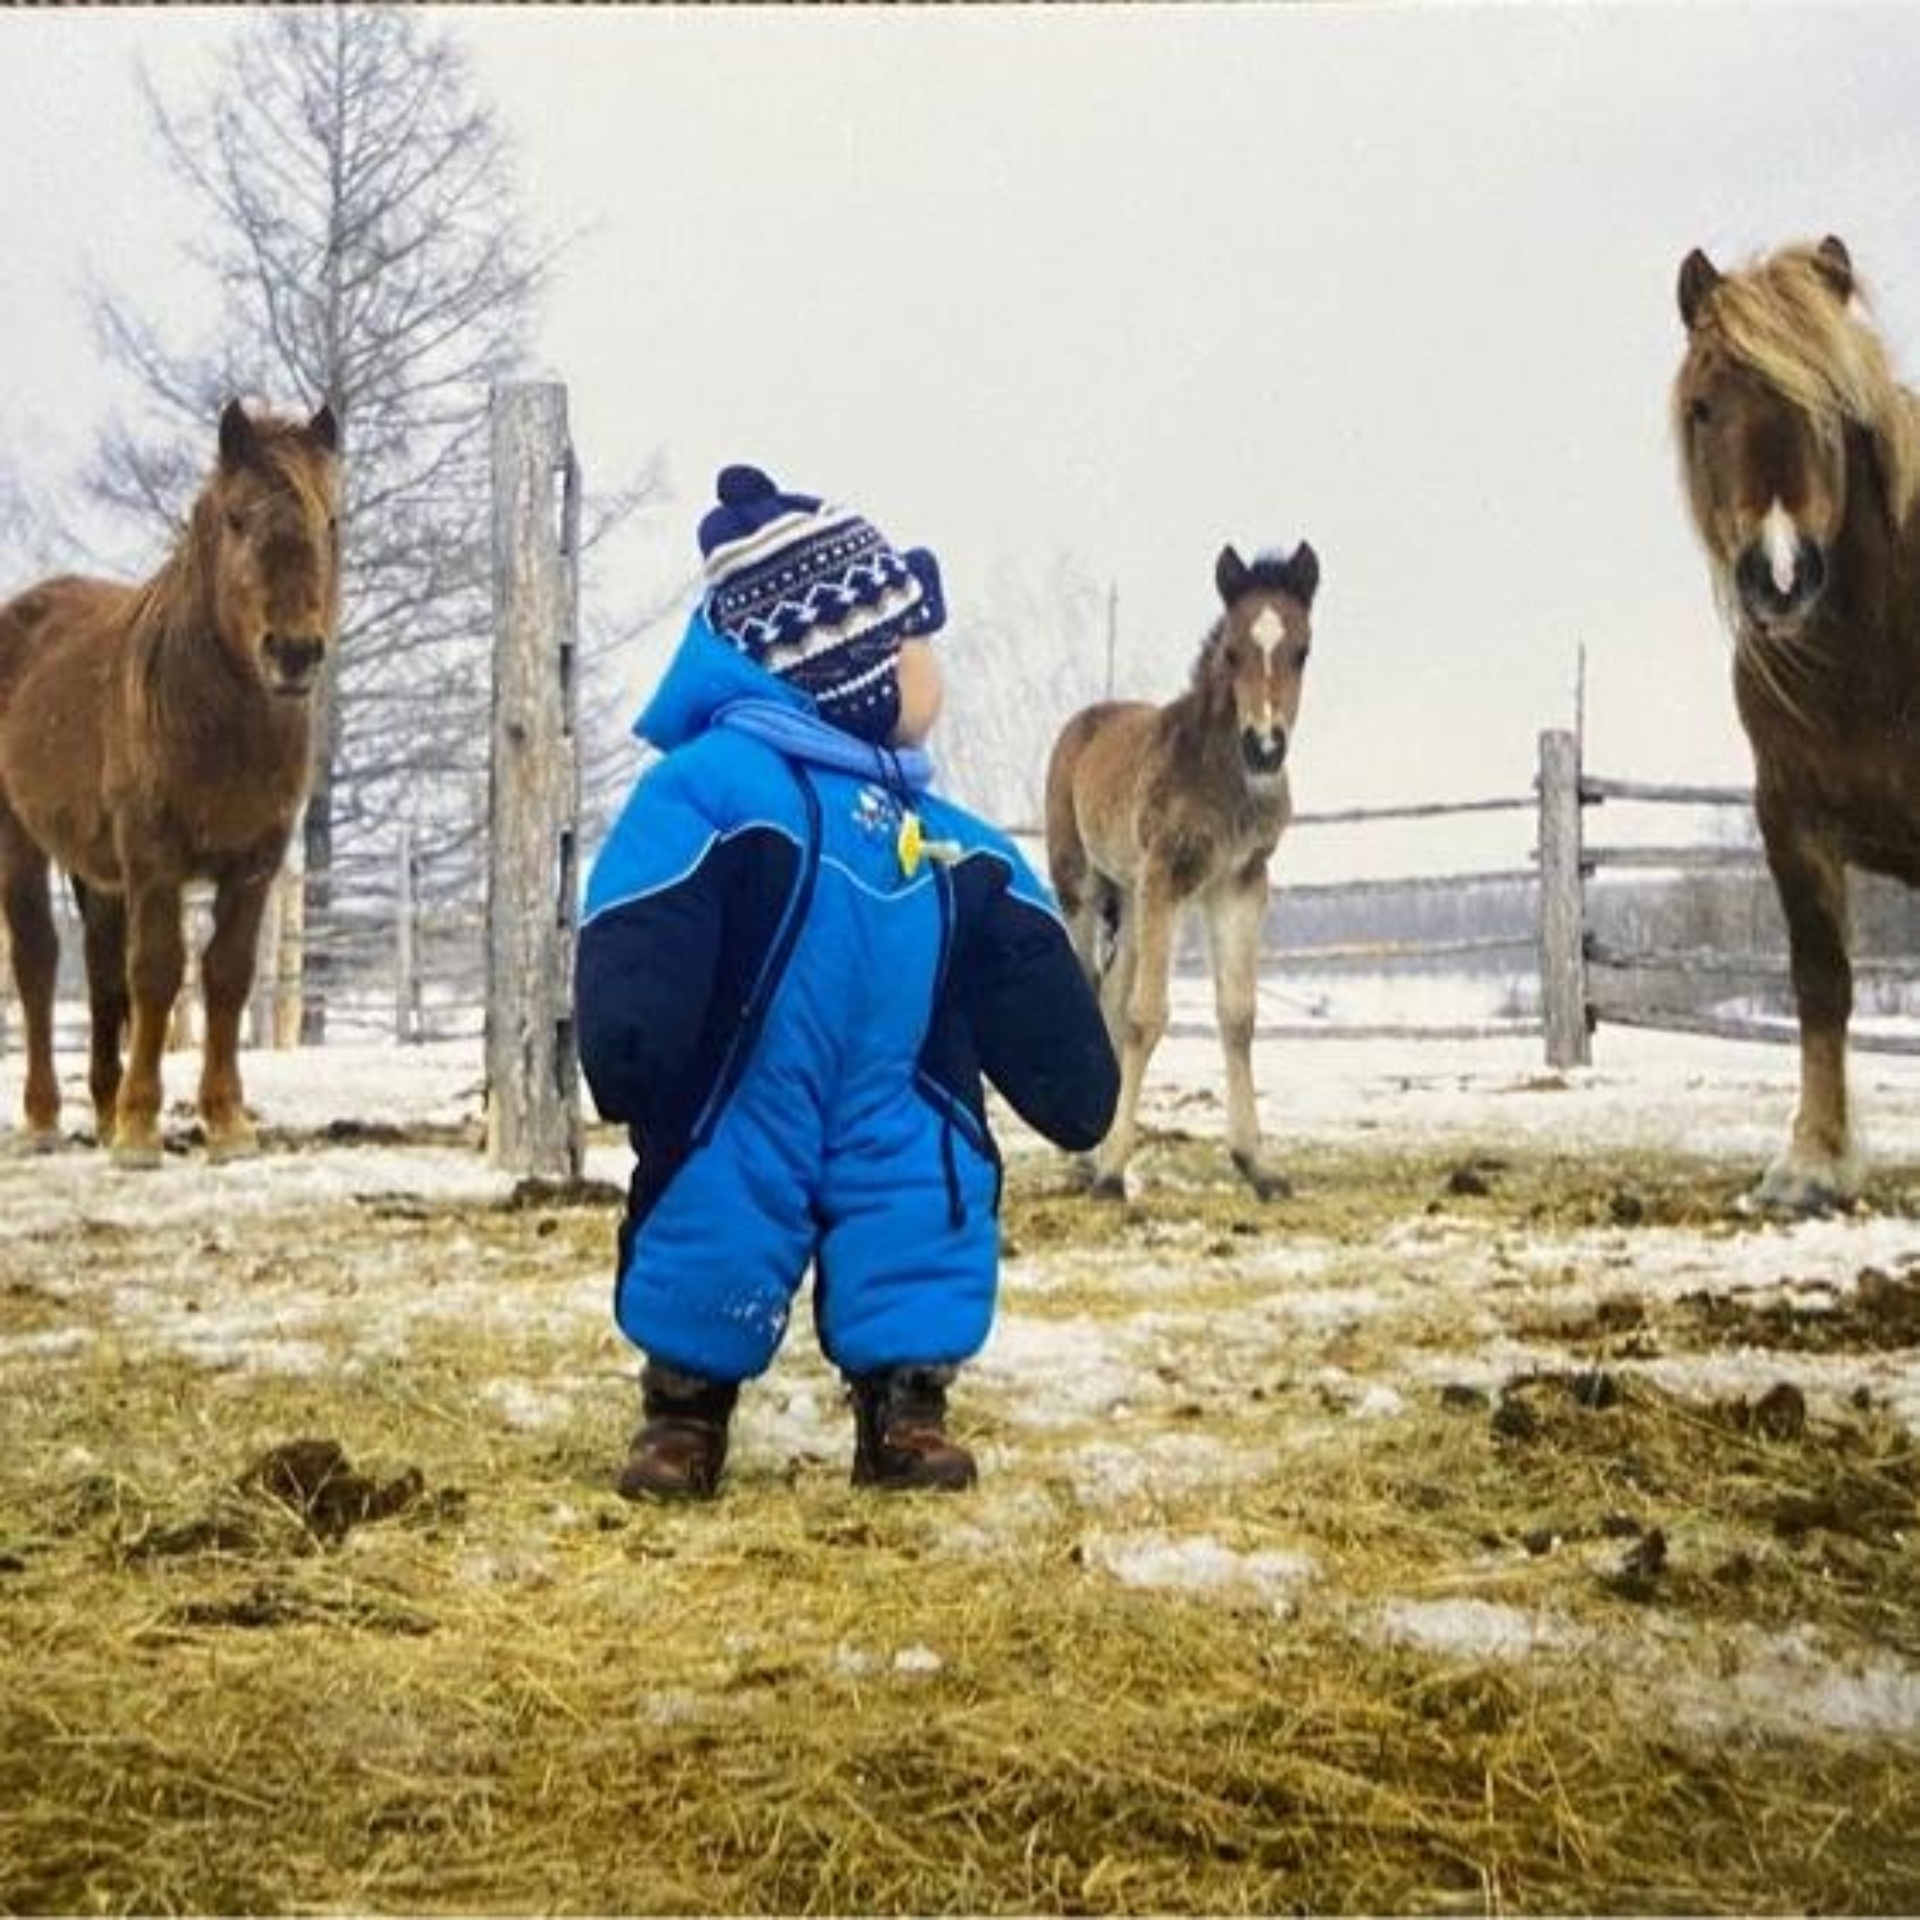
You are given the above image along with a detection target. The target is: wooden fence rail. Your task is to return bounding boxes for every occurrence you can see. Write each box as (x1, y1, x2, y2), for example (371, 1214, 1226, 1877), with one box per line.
(13, 485, 1918, 1087)
(1544, 736, 1920, 1061)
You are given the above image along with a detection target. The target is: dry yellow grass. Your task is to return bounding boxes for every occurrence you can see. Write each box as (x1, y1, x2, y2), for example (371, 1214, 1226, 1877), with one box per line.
(1, 1129, 1917, 1913)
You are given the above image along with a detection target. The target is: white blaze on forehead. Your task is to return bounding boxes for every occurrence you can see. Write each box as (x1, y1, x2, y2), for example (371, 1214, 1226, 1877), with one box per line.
(1761, 500, 1799, 596)
(1249, 606, 1286, 658)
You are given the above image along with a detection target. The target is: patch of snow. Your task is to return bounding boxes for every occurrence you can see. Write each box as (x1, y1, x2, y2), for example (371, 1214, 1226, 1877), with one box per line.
(731, 1374, 842, 1469)
(973, 1313, 1143, 1427)
(1665, 1624, 1920, 1740)
(1378, 1596, 1577, 1661)
(1054, 1431, 1277, 1510)
(1083, 1529, 1315, 1608)
(0, 1141, 514, 1244)
(0, 1326, 95, 1360)
(478, 1378, 580, 1431)
(638, 1688, 711, 1726)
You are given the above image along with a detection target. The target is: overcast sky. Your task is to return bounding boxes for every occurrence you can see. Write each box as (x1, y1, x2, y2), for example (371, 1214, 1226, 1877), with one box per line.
(4, 3, 1920, 878)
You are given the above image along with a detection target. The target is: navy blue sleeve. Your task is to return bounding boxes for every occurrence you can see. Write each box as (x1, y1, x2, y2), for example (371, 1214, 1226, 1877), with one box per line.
(962, 880, 1118, 1151)
(575, 874, 724, 1131)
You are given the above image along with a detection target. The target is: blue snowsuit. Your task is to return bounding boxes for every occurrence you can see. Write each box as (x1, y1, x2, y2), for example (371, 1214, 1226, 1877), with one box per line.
(576, 612, 1118, 1385)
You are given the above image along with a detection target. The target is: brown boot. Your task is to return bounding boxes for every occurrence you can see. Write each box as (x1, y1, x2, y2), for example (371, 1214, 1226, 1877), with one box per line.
(617, 1364, 738, 1502)
(849, 1367, 977, 1492)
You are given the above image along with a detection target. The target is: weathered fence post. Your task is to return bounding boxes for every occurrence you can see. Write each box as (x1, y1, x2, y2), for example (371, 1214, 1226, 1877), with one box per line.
(168, 887, 210, 1052)
(486, 382, 583, 1180)
(248, 874, 278, 1049)
(1537, 727, 1591, 1068)
(274, 863, 305, 1050)
(394, 825, 422, 1045)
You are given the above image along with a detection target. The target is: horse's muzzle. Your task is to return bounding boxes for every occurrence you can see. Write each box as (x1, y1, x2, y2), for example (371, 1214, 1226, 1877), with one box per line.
(1735, 537, 1827, 632)
(1240, 727, 1288, 776)
(264, 633, 327, 697)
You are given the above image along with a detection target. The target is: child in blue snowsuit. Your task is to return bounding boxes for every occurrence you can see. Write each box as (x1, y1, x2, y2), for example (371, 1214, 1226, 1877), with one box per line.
(576, 465, 1119, 1499)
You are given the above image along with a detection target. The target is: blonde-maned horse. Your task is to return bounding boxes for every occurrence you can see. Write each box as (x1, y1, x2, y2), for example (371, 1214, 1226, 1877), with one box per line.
(1044, 541, 1318, 1200)
(0, 400, 340, 1165)
(1675, 234, 1920, 1210)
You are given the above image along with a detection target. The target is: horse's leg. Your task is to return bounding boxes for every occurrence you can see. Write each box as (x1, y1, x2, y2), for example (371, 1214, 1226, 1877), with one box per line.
(73, 879, 128, 1144)
(0, 816, 62, 1148)
(1757, 814, 1858, 1211)
(1204, 862, 1288, 1200)
(197, 869, 271, 1160)
(1090, 869, 1175, 1201)
(113, 873, 186, 1169)
(1058, 874, 1105, 989)
(1095, 893, 1136, 1052)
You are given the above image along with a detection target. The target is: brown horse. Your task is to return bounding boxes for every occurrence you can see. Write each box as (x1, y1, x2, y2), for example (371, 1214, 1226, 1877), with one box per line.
(1045, 541, 1318, 1200)
(1675, 235, 1920, 1210)
(0, 399, 340, 1166)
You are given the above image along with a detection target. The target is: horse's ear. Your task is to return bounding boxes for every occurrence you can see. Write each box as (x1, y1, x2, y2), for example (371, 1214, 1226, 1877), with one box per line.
(1215, 544, 1251, 607)
(1813, 234, 1854, 301)
(307, 403, 339, 453)
(1678, 248, 1721, 330)
(1288, 541, 1320, 608)
(218, 399, 260, 472)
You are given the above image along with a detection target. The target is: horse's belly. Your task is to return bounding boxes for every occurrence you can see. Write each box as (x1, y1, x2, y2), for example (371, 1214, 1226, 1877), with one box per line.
(1839, 805, 1920, 889)
(0, 587, 122, 868)
(1784, 742, 1920, 886)
(0, 716, 119, 885)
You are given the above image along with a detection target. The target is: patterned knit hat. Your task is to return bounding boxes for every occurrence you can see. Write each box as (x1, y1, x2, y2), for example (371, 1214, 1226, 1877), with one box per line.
(698, 464, 945, 744)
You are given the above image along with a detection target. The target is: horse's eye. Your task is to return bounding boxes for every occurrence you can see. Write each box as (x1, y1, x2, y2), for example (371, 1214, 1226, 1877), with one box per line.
(224, 509, 247, 536)
(1688, 397, 1712, 427)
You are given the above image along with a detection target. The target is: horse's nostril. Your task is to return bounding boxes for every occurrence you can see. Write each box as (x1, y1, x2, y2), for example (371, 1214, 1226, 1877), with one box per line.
(1736, 538, 1827, 620)
(265, 634, 325, 683)
(1241, 728, 1287, 774)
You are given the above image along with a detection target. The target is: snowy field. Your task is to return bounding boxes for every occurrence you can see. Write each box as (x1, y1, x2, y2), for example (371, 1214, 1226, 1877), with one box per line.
(2, 1015, 1918, 1909)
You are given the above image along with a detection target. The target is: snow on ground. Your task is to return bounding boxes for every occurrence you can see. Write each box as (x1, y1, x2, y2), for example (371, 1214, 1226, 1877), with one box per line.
(5, 1021, 1919, 1424)
(4, 1017, 1919, 1744)
(4, 1015, 1914, 1162)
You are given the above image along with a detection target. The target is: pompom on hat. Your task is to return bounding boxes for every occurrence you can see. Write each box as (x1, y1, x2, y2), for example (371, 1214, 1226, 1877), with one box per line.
(698, 464, 945, 744)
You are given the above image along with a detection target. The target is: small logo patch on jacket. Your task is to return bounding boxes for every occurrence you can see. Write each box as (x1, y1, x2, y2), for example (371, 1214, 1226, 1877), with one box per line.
(852, 785, 903, 840)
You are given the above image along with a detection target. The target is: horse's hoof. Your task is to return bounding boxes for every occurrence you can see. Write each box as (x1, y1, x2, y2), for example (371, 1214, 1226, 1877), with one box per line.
(109, 1138, 165, 1172)
(1751, 1167, 1850, 1213)
(1233, 1154, 1293, 1202)
(1089, 1172, 1128, 1204)
(205, 1129, 261, 1165)
(1751, 1152, 1866, 1213)
(2, 1128, 64, 1159)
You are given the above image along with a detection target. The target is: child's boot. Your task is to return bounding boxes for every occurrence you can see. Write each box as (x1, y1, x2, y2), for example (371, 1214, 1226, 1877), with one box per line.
(848, 1366, 977, 1491)
(617, 1363, 738, 1501)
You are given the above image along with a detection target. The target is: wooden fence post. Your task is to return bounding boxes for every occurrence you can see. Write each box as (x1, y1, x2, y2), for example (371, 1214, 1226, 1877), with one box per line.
(274, 864, 305, 1050)
(1537, 727, 1591, 1068)
(485, 382, 583, 1180)
(394, 826, 422, 1045)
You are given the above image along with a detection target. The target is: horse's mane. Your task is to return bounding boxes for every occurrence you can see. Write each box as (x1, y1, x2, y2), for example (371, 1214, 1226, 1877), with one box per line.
(1679, 242, 1920, 528)
(125, 411, 331, 723)
(1237, 549, 1315, 603)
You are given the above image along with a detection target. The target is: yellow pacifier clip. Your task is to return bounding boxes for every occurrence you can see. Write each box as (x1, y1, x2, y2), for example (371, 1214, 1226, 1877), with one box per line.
(897, 811, 964, 877)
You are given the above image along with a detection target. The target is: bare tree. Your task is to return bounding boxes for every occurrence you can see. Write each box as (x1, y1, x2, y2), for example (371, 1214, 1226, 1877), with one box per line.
(86, 9, 576, 1037)
(0, 453, 58, 589)
(938, 551, 1108, 828)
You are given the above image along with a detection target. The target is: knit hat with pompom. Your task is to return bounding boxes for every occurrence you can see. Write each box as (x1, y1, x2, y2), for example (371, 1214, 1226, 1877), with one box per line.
(698, 463, 945, 744)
